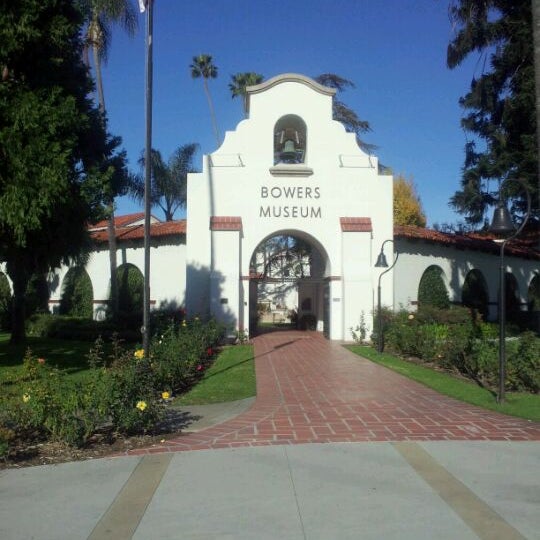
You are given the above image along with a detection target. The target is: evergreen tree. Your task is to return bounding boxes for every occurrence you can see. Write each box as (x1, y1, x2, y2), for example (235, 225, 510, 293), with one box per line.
(0, 0, 114, 342)
(447, 0, 538, 225)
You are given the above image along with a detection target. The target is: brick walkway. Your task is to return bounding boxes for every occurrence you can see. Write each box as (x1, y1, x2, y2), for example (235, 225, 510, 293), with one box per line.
(129, 331, 540, 456)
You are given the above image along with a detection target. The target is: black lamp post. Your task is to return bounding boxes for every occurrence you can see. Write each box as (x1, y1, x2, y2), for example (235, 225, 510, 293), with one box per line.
(489, 178, 531, 403)
(375, 239, 399, 353)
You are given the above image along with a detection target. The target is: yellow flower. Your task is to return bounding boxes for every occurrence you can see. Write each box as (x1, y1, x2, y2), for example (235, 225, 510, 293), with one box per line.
(136, 400, 147, 411)
(134, 349, 145, 360)
(161, 391, 170, 400)
(408, 314, 415, 320)
(22, 393, 30, 403)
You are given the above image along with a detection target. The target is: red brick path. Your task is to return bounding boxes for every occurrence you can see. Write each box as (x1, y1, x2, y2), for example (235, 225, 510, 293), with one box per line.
(128, 331, 540, 456)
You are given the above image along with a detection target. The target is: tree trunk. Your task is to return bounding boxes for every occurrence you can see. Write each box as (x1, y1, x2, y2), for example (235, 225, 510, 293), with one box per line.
(203, 79, 220, 147)
(107, 203, 119, 318)
(93, 43, 118, 319)
(7, 257, 29, 344)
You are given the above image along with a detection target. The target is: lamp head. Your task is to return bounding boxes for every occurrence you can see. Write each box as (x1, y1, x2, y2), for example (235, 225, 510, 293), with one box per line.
(375, 251, 389, 268)
(489, 202, 516, 236)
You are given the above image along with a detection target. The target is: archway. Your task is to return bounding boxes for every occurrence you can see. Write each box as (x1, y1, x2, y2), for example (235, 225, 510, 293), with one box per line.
(249, 231, 329, 335)
(462, 269, 489, 320)
(504, 273, 521, 323)
(528, 273, 540, 311)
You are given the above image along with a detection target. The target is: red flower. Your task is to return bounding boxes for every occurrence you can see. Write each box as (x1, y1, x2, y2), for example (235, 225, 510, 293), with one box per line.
(196, 364, 204, 371)
(207, 347, 213, 356)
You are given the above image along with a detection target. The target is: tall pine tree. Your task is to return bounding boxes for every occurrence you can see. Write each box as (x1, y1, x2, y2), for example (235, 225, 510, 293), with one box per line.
(447, 0, 538, 226)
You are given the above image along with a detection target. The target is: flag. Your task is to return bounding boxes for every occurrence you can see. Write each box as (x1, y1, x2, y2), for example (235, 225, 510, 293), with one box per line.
(138, 0, 147, 13)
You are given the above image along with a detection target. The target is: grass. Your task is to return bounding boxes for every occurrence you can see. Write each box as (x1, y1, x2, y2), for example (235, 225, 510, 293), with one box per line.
(0, 332, 103, 385)
(176, 345, 256, 405)
(348, 345, 540, 422)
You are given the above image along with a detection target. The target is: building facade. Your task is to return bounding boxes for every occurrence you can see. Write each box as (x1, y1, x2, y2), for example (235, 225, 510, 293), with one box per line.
(2, 74, 538, 339)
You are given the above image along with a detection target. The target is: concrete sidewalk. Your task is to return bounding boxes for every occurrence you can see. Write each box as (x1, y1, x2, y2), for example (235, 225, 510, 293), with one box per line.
(1, 441, 538, 539)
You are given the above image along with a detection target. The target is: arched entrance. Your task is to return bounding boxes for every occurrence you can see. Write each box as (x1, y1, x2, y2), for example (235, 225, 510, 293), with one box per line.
(248, 230, 330, 336)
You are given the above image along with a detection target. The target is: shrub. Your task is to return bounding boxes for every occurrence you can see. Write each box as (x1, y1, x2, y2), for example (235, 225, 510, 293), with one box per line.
(59, 267, 93, 318)
(418, 266, 450, 309)
(116, 264, 144, 313)
(385, 310, 420, 356)
(150, 318, 224, 393)
(510, 332, 540, 392)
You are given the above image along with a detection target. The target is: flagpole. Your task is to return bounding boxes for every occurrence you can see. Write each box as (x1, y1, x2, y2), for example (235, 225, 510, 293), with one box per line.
(142, 0, 153, 357)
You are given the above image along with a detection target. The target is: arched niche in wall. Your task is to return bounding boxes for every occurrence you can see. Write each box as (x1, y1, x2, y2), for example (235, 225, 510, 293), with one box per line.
(273, 115, 307, 165)
(462, 269, 489, 320)
(504, 273, 521, 322)
(528, 273, 540, 312)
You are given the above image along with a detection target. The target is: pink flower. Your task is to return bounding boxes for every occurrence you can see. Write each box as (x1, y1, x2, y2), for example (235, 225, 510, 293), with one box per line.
(37, 358, 45, 365)
(196, 364, 204, 371)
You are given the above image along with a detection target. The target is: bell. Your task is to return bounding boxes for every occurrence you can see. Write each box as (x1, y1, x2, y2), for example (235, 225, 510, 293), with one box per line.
(375, 251, 388, 268)
(489, 203, 516, 236)
(280, 139, 297, 162)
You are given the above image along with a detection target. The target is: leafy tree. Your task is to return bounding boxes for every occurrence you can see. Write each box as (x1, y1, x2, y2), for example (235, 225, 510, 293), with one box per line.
(0, 0, 113, 342)
(229, 72, 264, 116)
(393, 175, 427, 227)
(78, 0, 138, 320)
(131, 144, 199, 221)
(314, 74, 375, 154)
(190, 54, 220, 146)
(447, 0, 538, 225)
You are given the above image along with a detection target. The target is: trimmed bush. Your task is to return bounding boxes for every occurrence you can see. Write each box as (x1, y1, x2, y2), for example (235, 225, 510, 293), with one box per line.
(418, 266, 450, 309)
(59, 267, 93, 318)
(117, 264, 143, 313)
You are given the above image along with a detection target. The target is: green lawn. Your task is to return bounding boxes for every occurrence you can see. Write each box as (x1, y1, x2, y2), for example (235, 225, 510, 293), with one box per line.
(0, 333, 101, 385)
(348, 345, 540, 422)
(176, 345, 256, 405)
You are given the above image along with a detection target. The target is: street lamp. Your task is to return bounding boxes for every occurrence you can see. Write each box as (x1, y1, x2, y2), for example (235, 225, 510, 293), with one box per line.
(489, 178, 531, 403)
(375, 239, 399, 353)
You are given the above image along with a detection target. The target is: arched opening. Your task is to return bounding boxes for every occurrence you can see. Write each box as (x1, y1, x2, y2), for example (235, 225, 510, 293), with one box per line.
(59, 267, 94, 318)
(249, 231, 329, 335)
(528, 273, 540, 312)
(0, 272, 12, 330)
(504, 273, 521, 323)
(274, 115, 307, 165)
(418, 265, 450, 309)
(115, 263, 144, 314)
(462, 269, 489, 320)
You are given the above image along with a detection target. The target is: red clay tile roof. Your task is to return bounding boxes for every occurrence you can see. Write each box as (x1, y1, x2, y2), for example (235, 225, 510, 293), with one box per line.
(340, 217, 372, 232)
(90, 212, 147, 231)
(210, 216, 243, 231)
(90, 219, 186, 243)
(394, 225, 540, 260)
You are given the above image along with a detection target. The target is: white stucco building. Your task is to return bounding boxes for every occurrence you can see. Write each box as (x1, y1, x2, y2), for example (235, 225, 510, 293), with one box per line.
(3, 74, 538, 339)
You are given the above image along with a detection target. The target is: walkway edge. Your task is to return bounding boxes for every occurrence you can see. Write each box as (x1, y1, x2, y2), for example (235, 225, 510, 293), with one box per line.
(87, 454, 172, 540)
(393, 442, 526, 540)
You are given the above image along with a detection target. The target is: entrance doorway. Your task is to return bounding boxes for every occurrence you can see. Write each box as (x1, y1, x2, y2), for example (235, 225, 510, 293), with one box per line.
(248, 232, 328, 335)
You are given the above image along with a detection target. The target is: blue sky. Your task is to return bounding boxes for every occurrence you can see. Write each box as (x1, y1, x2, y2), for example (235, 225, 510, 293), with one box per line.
(100, 0, 479, 226)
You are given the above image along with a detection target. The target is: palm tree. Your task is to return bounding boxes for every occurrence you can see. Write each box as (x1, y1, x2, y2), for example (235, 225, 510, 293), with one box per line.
(229, 72, 264, 116)
(79, 0, 137, 319)
(131, 144, 199, 221)
(190, 54, 220, 146)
